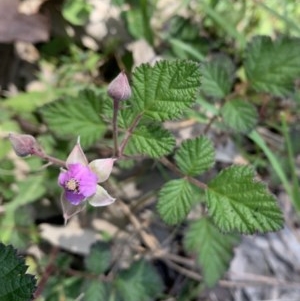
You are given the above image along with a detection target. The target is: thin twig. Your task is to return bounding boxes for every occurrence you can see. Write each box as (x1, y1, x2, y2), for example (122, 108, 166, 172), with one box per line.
(118, 200, 160, 251)
(33, 247, 59, 300)
(33, 149, 66, 168)
(118, 114, 143, 157)
(112, 99, 119, 157)
(159, 157, 207, 190)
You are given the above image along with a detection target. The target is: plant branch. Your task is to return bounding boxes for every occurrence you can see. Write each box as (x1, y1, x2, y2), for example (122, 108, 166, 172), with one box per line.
(112, 99, 120, 157)
(118, 113, 143, 157)
(159, 157, 207, 190)
(33, 149, 66, 168)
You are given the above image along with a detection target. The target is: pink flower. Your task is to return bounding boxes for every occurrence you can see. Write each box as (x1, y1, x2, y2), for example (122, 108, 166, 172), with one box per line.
(58, 138, 115, 224)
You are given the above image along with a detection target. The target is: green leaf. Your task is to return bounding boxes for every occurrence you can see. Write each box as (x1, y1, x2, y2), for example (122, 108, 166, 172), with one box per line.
(131, 60, 201, 121)
(206, 165, 284, 234)
(115, 259, 163, 301)
(62, 0, 92, 25)
(1, 175, 46, 244)
(125, 124, 175, 158)
(245, 36, 300, 96)
(3, 90, 59, 113)
(221, 99, 258, 133)
(184, 217, 239, 287)
(0, 243, 36, 301)
(175, 136, 215, 176)
(201, 57, 234, 98)
(82, 280, 107, 301)
(5, 175, 46, 212)
(85, 242, 111, 275)
(157, 179, 202, 225)
(40, 89, 106, 147)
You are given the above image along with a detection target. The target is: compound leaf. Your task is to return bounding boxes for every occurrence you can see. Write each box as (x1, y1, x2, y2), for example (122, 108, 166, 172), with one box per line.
(175, 136, 215, 176)
(245, 36, 300, 96)
(184, 217, 239, 287)
(125, 124, 175, 158)
(131, 60, 201, 121)
(221, 99, 258, 133)
(0, 243, 36, 301)
(115, 259, 163, 301)
(40, 89, 106, 147)
(205, 165, 284, 234)
(157, 179, 202, 225)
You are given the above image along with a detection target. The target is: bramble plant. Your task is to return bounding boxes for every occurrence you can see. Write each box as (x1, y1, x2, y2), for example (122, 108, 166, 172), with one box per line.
(3, 33, 300, 299)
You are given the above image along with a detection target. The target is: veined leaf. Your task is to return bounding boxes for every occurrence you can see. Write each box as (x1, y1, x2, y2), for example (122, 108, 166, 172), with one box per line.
(40, 89, 106, 147)
(0, 243, 36, 301)
(221, 99, 258, 133)
(5, 175, 46, 211)
(206, 165, 284, 234)
(131, 60, 201, 121)
(82, 280, 107, 301)
(245, 36, 300, 96)
(85, 242, 111, 275)
(201, 57, 234, 99)
(175, 136, 215, 176)
(125, 124, 175, 158)
(184, 217, 239, 287)
(157, 179, 202, 225)
(115, 259, 163, 301)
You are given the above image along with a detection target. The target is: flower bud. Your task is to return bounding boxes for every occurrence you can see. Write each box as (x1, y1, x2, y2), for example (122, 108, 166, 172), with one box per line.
(8, 133, 39, 157)
(107, 71, 132, 102)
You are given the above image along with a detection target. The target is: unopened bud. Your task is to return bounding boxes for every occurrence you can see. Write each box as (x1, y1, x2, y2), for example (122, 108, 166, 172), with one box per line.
(8, 133, 40, 157)
(107, 71, 132, 102)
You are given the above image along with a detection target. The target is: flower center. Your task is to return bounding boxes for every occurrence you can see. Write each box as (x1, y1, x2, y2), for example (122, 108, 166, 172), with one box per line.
(65, 178, 79, 192)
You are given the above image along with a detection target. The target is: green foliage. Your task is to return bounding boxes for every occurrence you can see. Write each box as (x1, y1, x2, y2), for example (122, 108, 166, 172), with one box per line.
(201, 57, 235, 98)
(122, 0, 154, 44)
(82, 280, 107, 301)
(62, 0, 92, 25)
(157, 179, 202, 225)
(40, 89, 106, 147)
(131, 60, 201, 121)
(125, 124, 175, 158)
(1, 175, 46, 245)
(185, 217, 239, 287)
(0, 243, 36, 301)
(165, 16, 207, 60)
(245, 36, 300, 96)
(85, 242, 111, 275)
(206, 165, 284, 234)
(221, 99, 258, 133)
(175, 136, 215, 176)
(115, 259, 164, 301)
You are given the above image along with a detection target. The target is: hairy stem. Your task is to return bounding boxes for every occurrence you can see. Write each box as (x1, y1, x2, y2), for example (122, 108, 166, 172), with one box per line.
(112, 99, 120, 157)
(33, 149, 66, 168)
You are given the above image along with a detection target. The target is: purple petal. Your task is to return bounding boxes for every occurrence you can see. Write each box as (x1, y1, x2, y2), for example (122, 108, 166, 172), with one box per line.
(58, 164, 98, 202)
(89, 158, 115, 183)
(65, 190, 86, 205)
(58, 169, 68, 186)
(60, 192, 86, 225)
(88, 185, 116, 207)
(66, 137, 88, 166)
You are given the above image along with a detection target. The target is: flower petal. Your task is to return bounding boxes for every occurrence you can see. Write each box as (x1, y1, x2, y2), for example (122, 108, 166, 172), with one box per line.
(60, 192, 86, 225)
(88, 185, 116, 207)
(66, 137, 88, 166)
(89, 158, 116, 183)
